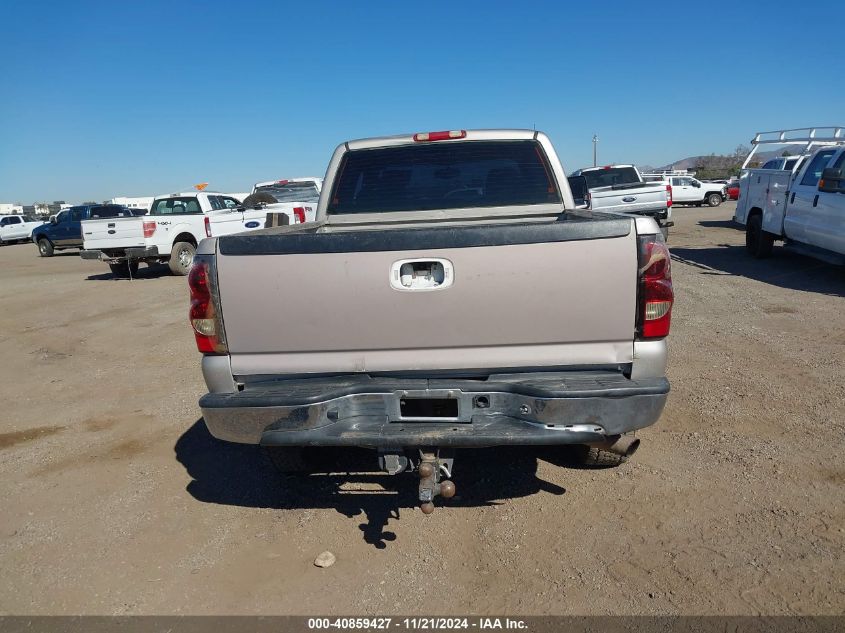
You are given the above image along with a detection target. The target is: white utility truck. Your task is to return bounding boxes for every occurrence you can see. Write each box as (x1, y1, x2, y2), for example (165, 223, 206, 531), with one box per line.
(734, 127, 845, 263)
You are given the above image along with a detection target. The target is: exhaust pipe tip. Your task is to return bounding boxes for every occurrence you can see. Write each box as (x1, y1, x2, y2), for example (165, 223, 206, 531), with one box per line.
(610, 435, 640, 457)
(593, 435, 640, 457)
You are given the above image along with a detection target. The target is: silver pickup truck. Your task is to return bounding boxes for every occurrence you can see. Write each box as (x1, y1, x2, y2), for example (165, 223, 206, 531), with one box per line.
(191, 130, 673, 512)
(570, 164, 673, 239)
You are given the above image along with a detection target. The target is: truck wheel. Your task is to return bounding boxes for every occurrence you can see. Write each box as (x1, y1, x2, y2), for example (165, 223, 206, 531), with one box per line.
(746, 214, 774, 258)
(707, 193, 722, 207)
(109, 261, 140, 278)
(660, 226, 669, 241)
(169, 242, 196, 276)
(264, 447, 309, 474)
(37, 239, 54, 257)
(573, 445, 629, 468)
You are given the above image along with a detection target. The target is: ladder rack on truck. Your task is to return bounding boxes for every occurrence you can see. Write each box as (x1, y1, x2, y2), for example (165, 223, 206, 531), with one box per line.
(741, 126, 845, 170)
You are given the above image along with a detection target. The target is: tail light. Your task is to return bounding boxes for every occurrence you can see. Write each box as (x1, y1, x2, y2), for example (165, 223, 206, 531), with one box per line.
(413, 130, 466, 142)
(204, 216, 211, 237)
(143, 221, 156, 238)
(586, 191, 592, 208)
(292, 207, 306, 223)
(637, 234, 673, 339)
(188, 259, 227, 354)
(665, 184, 673, 208)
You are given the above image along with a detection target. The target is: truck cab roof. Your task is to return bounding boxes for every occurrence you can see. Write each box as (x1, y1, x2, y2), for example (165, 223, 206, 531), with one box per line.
(342, 129, 539, 152)
(252, 177, 322, 190)
(157, 192, 226, 199)
(575, 164, 635, 173)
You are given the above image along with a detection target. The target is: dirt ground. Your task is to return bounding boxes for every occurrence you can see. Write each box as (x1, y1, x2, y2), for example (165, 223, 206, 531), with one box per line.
(1, 201, 843, 615)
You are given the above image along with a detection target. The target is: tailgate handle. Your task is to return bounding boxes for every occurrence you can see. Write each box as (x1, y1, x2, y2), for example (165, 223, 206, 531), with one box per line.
(108, 223, 116, 227)
(390, 258, 454, 291)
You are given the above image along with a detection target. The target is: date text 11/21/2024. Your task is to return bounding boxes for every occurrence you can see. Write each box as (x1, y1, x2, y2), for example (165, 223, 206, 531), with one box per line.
(307, 617, 528, 630)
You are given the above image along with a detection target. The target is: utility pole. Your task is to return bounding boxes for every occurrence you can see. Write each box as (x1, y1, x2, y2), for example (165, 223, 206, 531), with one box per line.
(592, 134, 599, 167)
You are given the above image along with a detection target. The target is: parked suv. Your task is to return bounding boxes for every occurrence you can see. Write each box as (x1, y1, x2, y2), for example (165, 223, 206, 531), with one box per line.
(31, 204, 142, 257)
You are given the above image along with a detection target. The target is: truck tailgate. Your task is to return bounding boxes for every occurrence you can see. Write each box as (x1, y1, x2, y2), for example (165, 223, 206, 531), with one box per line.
(82, 217, 145, 250)
(215, 217, 638, 376)
(589, 185, 667, 215)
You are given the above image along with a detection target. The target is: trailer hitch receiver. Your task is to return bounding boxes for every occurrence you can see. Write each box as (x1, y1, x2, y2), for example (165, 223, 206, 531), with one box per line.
(418, 450, 456, 514)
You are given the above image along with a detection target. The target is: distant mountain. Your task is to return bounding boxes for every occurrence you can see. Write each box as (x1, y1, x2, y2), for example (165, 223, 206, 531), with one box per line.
(651, 149, 790, 172)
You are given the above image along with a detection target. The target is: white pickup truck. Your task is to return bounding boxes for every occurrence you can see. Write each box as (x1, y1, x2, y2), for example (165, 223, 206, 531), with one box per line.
(642, 173, 726, 207)
(734, 127, 845, 263)
(82, 182, 324, 277)
(0, 214, 43, 245)
(569, 165, 673, 238)
(81, 192, 247, 276)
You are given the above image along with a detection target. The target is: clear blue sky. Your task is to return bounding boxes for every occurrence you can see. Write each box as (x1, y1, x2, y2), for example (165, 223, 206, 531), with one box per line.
(1, 0, 842, 203)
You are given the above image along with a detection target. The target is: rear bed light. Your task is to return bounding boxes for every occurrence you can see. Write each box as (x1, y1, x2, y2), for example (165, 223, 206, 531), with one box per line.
(204, 216, 211, 237)
(143, 221, 156, 238)
(292, 207, 306, 223)
(413, 130, 466, 142)
(666, 184, 673, 208)
(188, 259, 227, 354)
(637, 234, 673, 339)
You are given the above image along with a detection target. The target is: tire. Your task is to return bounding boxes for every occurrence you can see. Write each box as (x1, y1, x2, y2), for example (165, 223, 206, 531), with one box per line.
(264, 447, 309, 474)
(168, 241, 196, 276)
(660, 226, 669, 242)
(746, 214, 774, 258)
(572, 445, 629, 468)
(37, 238, 54, 257)
(108, 261, 140, 278)
(707, 193, 722, 207)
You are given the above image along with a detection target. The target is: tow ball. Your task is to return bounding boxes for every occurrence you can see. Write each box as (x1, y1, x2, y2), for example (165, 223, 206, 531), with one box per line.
(417, 450, 456, 515)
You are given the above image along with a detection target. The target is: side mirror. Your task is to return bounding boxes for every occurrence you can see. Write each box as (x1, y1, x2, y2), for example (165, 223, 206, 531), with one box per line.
(567, 175, 588, 202)
(692, 181, 701, 188)
(50, 216, 58, 225)
(819, 167, 843, 193)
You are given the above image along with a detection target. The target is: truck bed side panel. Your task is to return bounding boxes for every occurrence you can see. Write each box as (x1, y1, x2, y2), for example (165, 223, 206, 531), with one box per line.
(215, 219, 638, 376)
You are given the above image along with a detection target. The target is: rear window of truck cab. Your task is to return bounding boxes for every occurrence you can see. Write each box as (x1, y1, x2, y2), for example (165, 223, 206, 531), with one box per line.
(150, 197, 202, 215)
(255, 182, 320, 204)
(580, 167, 639, 188)
(327, 140, 561, 214)
(89, 205, 136, 219)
